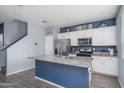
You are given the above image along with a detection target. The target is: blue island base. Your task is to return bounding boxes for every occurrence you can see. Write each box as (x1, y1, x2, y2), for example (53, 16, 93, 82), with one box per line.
(35, 60, 89, 88)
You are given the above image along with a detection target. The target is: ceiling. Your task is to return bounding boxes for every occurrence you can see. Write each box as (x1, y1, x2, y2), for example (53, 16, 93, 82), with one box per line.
(0, 5, 120, 28)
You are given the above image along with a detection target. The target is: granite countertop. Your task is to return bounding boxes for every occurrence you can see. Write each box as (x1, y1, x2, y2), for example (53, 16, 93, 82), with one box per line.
(29, 55, 93, 68)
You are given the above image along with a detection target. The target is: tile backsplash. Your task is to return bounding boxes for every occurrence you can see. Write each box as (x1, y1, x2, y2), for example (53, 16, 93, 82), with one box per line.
(93, 46, 117, 53)
(70, 45, 117, 54)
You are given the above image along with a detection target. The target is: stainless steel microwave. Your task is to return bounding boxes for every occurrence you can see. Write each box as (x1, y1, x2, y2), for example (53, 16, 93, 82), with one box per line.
(78, 38, 92, 45)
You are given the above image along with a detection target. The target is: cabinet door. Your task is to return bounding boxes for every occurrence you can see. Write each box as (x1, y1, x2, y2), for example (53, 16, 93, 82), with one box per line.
(92, 56, 103, 72)
(110, 26, 117, 45)
(58, 32, 71, 39)
(92, 26, 117, 46)
(58, 33, 61, 39)
(102, 57, 118, 76)
(92, 56, 99, 71)
(76, 30, 85, 38)
(64, 32, 71, 39)
(102, 26, 117, 45)
(58, 33, 64, 39)
(92, 28, 102, 45)
(45, 35, 54, 55)
(92, 56, 118, 76)
(70, 32, 78, 46)
(85, 29, 93, 37)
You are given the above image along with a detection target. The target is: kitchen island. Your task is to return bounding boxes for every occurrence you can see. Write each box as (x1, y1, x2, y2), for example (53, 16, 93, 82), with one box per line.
(30, 55, 93, 88)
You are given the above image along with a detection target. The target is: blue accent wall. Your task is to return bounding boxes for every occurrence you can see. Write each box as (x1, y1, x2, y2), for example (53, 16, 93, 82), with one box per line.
(92, 18, 116, 28)
(71, 45, 93, 53)
(93, 46, 117, 53)
(35, 60, 89, 88)
(60, 18, 116, 33)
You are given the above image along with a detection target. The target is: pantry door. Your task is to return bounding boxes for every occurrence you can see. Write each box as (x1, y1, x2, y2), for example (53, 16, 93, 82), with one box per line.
(45, 35, 54, 55)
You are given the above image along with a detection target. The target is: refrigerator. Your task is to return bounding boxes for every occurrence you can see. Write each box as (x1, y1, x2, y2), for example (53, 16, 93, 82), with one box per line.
(54, 39, 71, 56)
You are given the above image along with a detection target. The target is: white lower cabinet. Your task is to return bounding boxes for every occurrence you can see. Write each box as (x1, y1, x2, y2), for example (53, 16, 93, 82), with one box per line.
(92, 56, 118, 76)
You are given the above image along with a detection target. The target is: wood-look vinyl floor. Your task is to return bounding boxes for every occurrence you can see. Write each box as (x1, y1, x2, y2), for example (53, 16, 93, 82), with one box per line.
(0, 69, 121, 88)
(91, 73, 121, 88)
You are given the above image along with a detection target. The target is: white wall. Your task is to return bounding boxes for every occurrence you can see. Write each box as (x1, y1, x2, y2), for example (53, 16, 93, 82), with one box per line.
(4, 20, 27, 46)
(6, 23, 45, 75)
(116, 6, 124, 87)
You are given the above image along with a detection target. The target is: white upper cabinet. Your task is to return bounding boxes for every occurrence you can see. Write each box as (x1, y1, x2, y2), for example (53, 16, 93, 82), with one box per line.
(58, 33, 63, 39)
(103, 26, 117, 45)
(70, 30, 93, 46)
(92, 28, 102, 45)
(58, 33, 66, 39)
(64, 32, 71, 39)
(85, 29, 93, 37)
(70, 31, 78, 46)
(58, 32, 71, 39)
(58, 26, 117, 46)
(92, 26, 117, 46)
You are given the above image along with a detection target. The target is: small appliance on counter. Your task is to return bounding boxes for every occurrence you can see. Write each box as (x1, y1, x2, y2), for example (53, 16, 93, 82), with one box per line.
(100, 49, 108, 56)
(108, 48, 114, 56)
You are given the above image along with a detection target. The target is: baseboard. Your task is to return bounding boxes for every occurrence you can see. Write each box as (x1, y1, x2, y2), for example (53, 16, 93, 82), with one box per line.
(35, 76, 64, 88)
(6, 66, 34, 76)
(118, 77, 123, 88)
(93, 71, 118, 77)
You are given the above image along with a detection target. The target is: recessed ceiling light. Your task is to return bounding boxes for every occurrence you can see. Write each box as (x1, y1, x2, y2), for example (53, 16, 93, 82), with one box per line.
(17, 5, 23, 7)
(42, 20, 48, 23)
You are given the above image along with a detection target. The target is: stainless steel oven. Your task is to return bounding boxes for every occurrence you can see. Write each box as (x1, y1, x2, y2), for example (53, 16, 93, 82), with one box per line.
(76, 45, 93, 57)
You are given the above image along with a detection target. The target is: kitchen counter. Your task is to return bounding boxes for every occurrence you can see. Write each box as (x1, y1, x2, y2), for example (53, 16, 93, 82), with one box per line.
(92, 54, 118, 58)
(30, 55, 93, 68)
(31, 55, 93, 88)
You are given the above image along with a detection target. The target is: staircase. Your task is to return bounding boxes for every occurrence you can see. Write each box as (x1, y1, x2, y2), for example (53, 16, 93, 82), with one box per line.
(0, 20, 27, 74)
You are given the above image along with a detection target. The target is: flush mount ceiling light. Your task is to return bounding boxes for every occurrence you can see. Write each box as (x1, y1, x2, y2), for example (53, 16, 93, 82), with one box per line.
(42, 20, 48, 23)
(16, 5, 23, 7)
